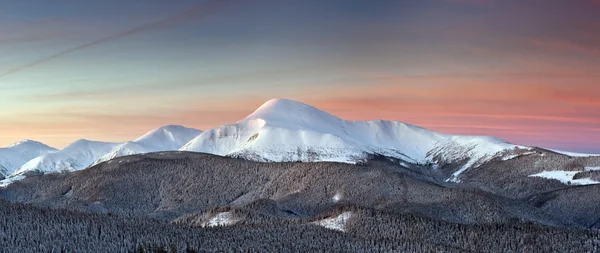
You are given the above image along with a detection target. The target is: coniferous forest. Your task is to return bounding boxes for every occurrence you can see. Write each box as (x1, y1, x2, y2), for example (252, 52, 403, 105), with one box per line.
(1, 199, 599, 252)
(1, 152, 600, 252)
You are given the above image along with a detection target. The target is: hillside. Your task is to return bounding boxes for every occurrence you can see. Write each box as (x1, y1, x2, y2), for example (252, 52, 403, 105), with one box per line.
(1, 152, 600, 252)
(3, 151, 597, 229)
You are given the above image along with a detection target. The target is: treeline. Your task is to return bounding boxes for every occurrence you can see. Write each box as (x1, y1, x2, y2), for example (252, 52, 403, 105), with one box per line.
(338, 206, 600, 253)
(0, 199, 460, 252)
(2, 198, 599, 252)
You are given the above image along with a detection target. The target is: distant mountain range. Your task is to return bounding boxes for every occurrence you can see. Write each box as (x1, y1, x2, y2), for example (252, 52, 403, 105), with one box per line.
(2, 99, 600, 252)
(1, 99, 598, 186)
(2, 125, 202, 181)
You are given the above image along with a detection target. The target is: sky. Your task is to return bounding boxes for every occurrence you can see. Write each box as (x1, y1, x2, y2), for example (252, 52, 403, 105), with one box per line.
(0, 0, 599, 153)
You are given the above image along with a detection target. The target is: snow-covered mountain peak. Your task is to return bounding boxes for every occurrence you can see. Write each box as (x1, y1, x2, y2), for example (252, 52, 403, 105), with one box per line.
(1, 99, 527, 184)
(0, 140, 57, 177)
(10, 140, 121, 177)
(9, 139, 36, 147)
(7, 139, 55, 151)
(62, 139, 112, 151)
(182, 98, 522, 174)
(133, 125, 202, 149)
(91, 125, 203, 166)
(244, 98, 344, 131)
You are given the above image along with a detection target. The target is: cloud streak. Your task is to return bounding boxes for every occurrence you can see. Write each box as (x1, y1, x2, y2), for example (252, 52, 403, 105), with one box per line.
(0, 0, 232, 79)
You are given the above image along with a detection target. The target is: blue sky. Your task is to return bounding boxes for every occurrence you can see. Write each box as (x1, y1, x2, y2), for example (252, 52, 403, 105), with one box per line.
(1, 0, 599, 153)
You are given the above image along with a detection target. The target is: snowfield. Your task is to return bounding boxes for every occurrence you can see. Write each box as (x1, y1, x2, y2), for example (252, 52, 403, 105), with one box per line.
(11, 139, 121, 177)
(3, 125, 202, 180)
(182, 99, 522, 182)
(0, 176, 24, 188)
(501, 151, 536, 161)
(0, 140, 57, 177)
(92, 125, 202, 166)
(312, 212, 353, 232)
(529, 171, 600, 185)
(202, 212, 236, 227)
(4, 98, 593, 185)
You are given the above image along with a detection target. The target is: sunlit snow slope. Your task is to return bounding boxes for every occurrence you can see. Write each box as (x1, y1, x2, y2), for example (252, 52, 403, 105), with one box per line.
(11, 139, 120, 177)
(181, 99, 522, 177)
(0, 140, 57, 178)
(93, 125, 202, 166)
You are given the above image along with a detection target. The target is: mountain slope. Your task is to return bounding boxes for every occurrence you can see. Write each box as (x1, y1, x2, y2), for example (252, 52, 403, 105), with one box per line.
(2, 153, 599, 252)
(92, 125, 202, 166)
(10, 139, 120, 177)
(181, 99, 523, 181)
(0, 140, 57, 178)
(0, 152, 571, 227)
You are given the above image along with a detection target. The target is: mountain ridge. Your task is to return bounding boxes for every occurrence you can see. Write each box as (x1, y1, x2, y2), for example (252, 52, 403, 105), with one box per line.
(92, 125, 202, 166)
(0, 140, 57, 178)
(1, 98, 598, 184)
(181, 98, 523, 183)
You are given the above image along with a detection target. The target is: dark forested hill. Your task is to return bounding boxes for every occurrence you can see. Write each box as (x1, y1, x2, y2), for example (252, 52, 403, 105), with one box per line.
(1, 199, 599, 252)
(2, 151, 600, 252)
(0, 152, 575, 226)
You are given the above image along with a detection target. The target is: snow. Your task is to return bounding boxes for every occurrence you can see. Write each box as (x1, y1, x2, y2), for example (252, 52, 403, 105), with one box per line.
(0, 99, 543, 185)
(332, 192, 342, 202)
(549, 149, 600, 157)
(0, 140, 57, 177)
(182, 99, 520, 177)
(501, 152, 536, 161)
(529, 171, 600, 185)
(0, 176, 24, 188)
(312, 211, 353, 232)
(92, 125, 201, 166)
(203, 212, 235, 227)
(10, 139, 121, 177)
(502, 154, 520, 161)
(446, 160, 478, 183)
(585, 167, 600, 171)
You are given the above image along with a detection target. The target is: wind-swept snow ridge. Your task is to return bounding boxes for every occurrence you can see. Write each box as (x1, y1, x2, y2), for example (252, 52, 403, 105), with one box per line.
(0, 140, 57, 177)
(11, 139, 120, 177)
(93, 125, 202, 166)
(548, 149, 600, 157)
(182, 99, 520, 174)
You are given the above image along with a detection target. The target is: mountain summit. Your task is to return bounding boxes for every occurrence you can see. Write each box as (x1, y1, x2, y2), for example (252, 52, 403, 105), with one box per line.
(4, 98, 590, 184)
(0, 140, 57, 178)
(244, 98, 346, 131)
(11, 139, 120, 177)
(181, 98, 522, 182)
(92, 125, 202, 166)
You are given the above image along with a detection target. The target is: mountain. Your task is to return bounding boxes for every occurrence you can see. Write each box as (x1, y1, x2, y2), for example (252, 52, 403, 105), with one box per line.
(181, 98, 525, 182)
(10, 139, 120, 177)
(0, 140, 57, 178)
(92, 125, 202, 166)
(0, 152, 574, 227)
(0, 100, 599, 252)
